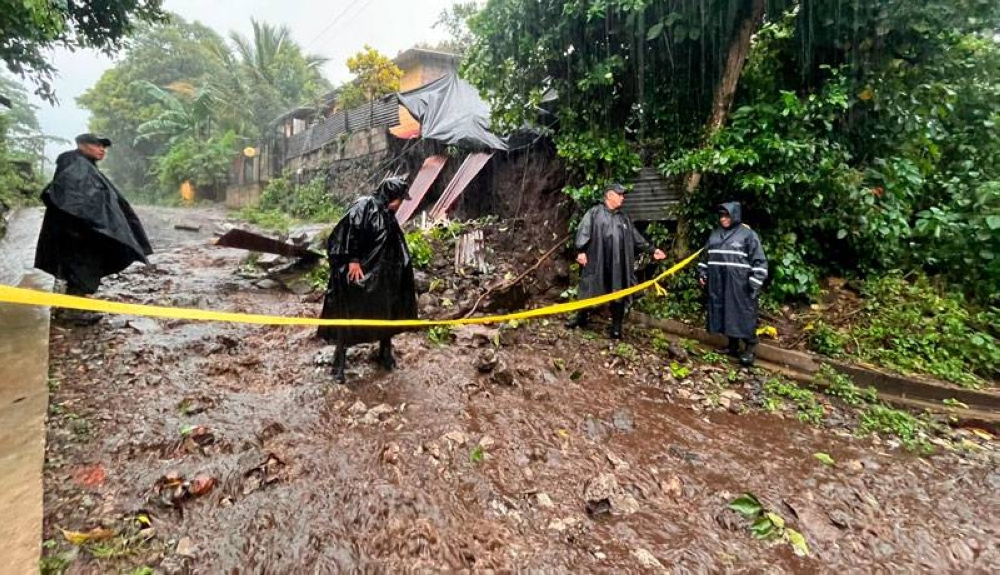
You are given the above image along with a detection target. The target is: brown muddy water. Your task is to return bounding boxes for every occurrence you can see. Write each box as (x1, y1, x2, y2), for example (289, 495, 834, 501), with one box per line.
(39, 227, 1000, 574)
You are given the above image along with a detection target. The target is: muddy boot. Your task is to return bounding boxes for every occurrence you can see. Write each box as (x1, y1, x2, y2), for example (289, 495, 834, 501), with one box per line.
(378, 339, 396, 371)
(717, 337, 740, 358)
(608, 303, 625, 340)
(739, 342, 757, 368)
(332, 345, 347, 383)
(565, 310, 589, 330)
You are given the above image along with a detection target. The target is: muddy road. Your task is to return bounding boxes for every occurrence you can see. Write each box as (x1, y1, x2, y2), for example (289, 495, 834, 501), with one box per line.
(39, 211, 1000, 574)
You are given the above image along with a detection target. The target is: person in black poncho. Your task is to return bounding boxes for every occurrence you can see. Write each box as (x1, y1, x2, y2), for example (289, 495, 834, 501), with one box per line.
(565, 183, 667, 339)
(697, 202, 768, 367)
(318, 177, 418, 383)
(35, 134, 153, 302)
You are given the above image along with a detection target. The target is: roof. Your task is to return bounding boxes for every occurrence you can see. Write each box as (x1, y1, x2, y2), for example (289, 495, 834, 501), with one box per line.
(271, 106, 318, 125)
(622, 168, 682, 222)
(393, 48, 461, 70)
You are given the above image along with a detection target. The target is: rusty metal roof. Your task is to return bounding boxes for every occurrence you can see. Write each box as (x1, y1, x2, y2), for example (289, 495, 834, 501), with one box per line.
(623, 167, 681, 222)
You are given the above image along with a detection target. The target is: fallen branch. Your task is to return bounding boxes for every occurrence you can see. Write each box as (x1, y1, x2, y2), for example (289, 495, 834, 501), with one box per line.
(463, 234, 570, 319)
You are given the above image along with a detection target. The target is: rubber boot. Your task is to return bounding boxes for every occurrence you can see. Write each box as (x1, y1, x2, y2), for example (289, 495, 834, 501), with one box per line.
(332, 344, 347, 383)
(565, 310, 589, 330)
(717, 337, 740, 358)
(378, 339, 396, 371)
(608, 303, 625, 340)
(739, 341, 757, 368)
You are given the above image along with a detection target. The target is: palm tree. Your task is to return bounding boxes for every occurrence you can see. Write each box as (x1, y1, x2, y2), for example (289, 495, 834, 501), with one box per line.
(134, 81, 217, 145)
(214, 19, 330, 138)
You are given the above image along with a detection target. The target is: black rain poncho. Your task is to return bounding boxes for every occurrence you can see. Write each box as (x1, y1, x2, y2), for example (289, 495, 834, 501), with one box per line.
(318, 193, 418, 345)
(575, 203, 654, 301)
(696, 202, 768, 339)
(34, 150, 153, 294)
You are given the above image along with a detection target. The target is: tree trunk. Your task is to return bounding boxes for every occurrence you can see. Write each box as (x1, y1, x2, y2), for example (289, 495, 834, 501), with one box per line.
(673, 0, 766, 257)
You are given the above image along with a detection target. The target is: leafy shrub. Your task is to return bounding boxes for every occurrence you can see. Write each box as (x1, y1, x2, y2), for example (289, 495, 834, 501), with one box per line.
(257, 174, 345, 222)
(406, 230, 433, 269)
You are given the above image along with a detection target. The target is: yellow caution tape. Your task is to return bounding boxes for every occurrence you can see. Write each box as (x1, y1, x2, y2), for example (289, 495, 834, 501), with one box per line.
(0, 250, 702, 328)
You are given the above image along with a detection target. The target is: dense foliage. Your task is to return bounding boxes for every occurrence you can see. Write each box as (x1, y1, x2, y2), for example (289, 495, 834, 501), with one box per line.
(0, 0, 166, 101)
(0, 72, 45, 215)
(337, 46, 403, 110)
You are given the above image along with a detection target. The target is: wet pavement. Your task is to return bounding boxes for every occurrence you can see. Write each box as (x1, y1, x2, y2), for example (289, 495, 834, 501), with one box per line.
(1, 207, 51, 575)
(32, 212, 1000, 574)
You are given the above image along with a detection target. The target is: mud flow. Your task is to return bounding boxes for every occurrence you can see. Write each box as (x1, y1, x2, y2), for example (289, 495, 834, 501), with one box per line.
(39, 211, 1000, 574)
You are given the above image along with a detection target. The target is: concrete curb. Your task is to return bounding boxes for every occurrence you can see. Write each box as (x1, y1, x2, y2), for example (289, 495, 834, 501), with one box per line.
(633, 312, 1000, 426)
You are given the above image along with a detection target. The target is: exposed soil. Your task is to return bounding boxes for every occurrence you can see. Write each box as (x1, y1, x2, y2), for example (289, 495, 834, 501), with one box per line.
(39, 209, 1000, 574)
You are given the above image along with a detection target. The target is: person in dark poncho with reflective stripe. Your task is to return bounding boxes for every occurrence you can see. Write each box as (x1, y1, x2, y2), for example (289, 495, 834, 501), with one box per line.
(318, 177, 418, 383)
(697, 202, 768, 367)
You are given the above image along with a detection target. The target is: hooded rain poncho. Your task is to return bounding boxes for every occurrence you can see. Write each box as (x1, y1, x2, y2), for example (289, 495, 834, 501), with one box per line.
(696, 202, 768, 339)
(576, 203, 654, 301)
(34, 150, 153, 293)
(318, 193, 418, 345)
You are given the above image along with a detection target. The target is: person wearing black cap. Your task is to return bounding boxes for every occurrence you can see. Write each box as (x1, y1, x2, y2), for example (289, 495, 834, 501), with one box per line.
(697, 201, 768, 367)
(34, 133, 153, 311)
(565, 183, 667, 339)
(318, 177, 419, 382)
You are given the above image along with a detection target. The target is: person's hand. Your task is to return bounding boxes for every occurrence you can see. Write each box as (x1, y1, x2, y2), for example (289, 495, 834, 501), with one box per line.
(699, 277, 706, 288)
(577, 253, 588, 267)
(347, 262, 364, 283)
(652, 249, 666, 261)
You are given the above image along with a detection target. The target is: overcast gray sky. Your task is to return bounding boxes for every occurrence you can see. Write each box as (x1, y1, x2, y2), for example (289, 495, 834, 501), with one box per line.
(32, 0, 456, 162)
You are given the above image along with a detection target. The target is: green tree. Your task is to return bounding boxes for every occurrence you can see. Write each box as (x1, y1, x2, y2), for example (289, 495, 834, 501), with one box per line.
(338, 45, 403, 110)
(433, 2, 481, 55)
(212, 19, 330, 137)
(77, 16, 230, 196)
(135, 81, 217, 145)
(0, 0, 166, 101)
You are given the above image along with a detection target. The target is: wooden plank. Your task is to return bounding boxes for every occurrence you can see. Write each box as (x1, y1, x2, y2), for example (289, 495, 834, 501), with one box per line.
(396, 155, 447, 225)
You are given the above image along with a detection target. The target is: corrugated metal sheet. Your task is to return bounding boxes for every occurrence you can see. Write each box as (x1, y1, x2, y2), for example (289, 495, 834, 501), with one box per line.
(454, 229, 487, 273)
(285, 96, 400, 159)
(623, 167, 682, 222)
(429, 152, 493, 220)
(396, 155, 447, 225)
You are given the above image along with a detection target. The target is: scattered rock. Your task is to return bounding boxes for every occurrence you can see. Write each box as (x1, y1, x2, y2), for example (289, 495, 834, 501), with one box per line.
(606, 451, 629, 470)
(348, 401, 368, 416)
(382, 442, 401, 465)
(478, 435, 497, 451)
(361, 404, 394, 425)
(609, 493, 640, 516)
(660, 475, 682, 498)
(583, 472, 619, 517)
(631, 549, 666, 570)
(536, 493, 555, 509)
(548, 516, 581, 532)
(254, 279, 281, 290)
(583, 417, 611, 443)
(314, 346, 340, 366)
(455, 325, 500, 347)
(612, 409, 635, 432)
(476, 348, 500, 373)
(176, 537, 195, 558)
(442, 431, 469, 447)
(491, 362, 515, 386)
(667, 342, 689, 362)
(189, 475, 216, 497)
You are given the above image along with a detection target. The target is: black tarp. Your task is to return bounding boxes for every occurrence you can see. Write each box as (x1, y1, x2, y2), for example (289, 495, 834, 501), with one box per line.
(35, 150, 153, 293)
(318, 194, 418, 346)
(397, 74, 509, 151)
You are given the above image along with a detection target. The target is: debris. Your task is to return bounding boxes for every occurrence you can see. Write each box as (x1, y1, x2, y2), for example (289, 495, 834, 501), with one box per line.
(547, 516, 581, 532)
(609, 493, 640, 516)
(442, 430, 469, 447)
(254, 279, 281, 290)
(475, 348, 500, 373)
(814, 453, 836, 466)
(61, 527, 115, 546)
(189, 475, 216, 497)
(176, 537, 196, 557)
(174, 224, 201, 232)
(605, 451, 629, 470)
(583, 473, 619, 516)
(478, 435, 497, 451)
(631, 549, 666, 570)
(382, 442, 401, 465)
(243, 453, 286, 495)
(361, 404, 395, 425)
(612, 409, 635, 432)
(490, 361, 515, 386)
(348, 401, 368, 416)
(536, 493, 555, 509)
(72, 464, 107, 488)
